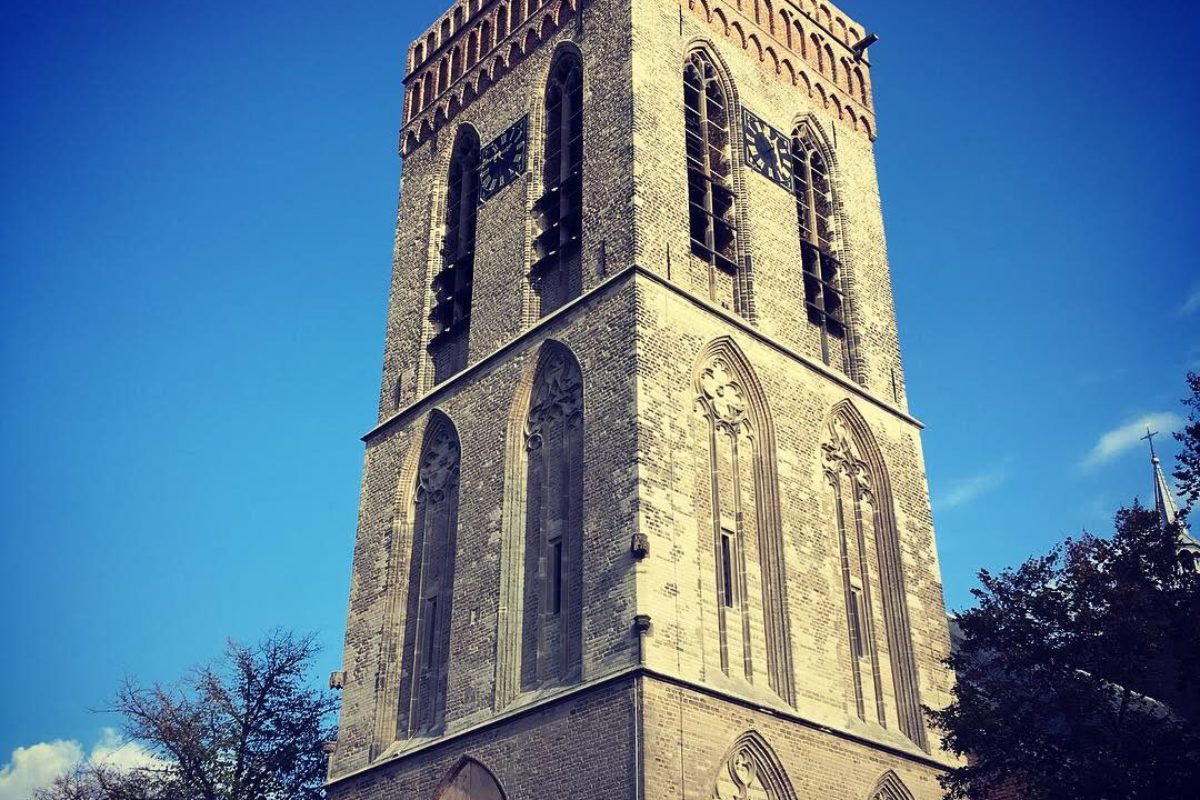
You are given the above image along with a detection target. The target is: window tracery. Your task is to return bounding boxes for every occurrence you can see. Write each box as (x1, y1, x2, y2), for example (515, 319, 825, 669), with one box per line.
(521, 345, 584, 688)
(710, 734, 798, 800)
(822, 406, 927, 749)
(693, 344, 794, 704)
(398, 415, 461, 738)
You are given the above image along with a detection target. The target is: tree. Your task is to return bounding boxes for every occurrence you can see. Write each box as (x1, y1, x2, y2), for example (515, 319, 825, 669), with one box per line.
(929, 505, 1200, 800)
(1175, 371, 1200, 513)
(38, 630, 339, 800)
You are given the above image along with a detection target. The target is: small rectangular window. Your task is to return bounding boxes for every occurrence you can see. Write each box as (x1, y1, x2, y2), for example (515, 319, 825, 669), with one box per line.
(848, 587, 867, 659)
(550, 537, 564, 615)
(720, 528, 737, 608)
(423, 596, 439, 669)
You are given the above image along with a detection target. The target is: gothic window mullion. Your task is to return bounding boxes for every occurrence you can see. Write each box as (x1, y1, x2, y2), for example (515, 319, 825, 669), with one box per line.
(400, 417, 460, 739)
(707, 419, 732, 676)
(830, 469, 867, 720)
(852, 480, 888, 727)
(521, 348, 584, 692)
(730, 435, 754, 683)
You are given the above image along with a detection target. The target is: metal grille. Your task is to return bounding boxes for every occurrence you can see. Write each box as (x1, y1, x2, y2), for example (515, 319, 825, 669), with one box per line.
(684, 52, 739, 275)
(792, 126, 846, 358)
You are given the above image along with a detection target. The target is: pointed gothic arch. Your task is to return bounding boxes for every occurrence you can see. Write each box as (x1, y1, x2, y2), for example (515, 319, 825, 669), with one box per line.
(494, 341, 585, 702)
(691, 338, 794, 704)
(822, 400, 927, 749)
(870, 771, 916, 800)
(710, 731, 799, 800)
(790, 116, 856, 378)
(396, 411, 462, 738)
(683, 44, 756, 319)
(429, 125, 481, 383)
(435, 757, 507, 800)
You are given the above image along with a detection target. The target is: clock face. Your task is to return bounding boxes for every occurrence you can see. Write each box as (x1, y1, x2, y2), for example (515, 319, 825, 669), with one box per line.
(742, 109, 793, 190)
(479, 115, 529, 202)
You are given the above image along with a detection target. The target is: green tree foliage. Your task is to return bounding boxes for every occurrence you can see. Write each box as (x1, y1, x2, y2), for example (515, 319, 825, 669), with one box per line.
(930, 505, 1200, 800)
(37, 631, 338, 800)
(1175, 372, 1200, 512)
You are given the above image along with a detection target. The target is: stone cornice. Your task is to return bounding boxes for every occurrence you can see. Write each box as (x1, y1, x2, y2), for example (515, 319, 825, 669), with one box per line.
(325, 666, 950, 788)
(363, 263, 921, 444)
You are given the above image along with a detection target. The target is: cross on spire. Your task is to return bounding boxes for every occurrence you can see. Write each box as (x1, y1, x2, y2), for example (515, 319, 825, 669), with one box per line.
(1141, 427, 1159, 461)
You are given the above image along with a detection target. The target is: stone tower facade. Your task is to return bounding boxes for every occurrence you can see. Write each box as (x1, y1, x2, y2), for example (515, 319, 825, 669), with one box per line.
(328, 1, 958, 798)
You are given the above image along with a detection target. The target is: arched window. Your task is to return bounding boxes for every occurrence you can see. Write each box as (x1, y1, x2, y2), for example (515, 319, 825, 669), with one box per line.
(437, 58, 450, 94)
(692, 340, 794, 704)
(408, 83, 423, 121)
(684, 51, 741, 306)
(521, 344, 584, 690)
(823, 404, 927, 750)
(398, 414, 461, 738)
(532, 51, 584, 314)
(496, 4, 509, 40)
(423, 71, 435, 108)
(791, 123, 847, 367)
(466, 32, 478, 69)
(480, 19, 492, 54)
(855, 65, 869, 107)
(430, 128, 481, 383)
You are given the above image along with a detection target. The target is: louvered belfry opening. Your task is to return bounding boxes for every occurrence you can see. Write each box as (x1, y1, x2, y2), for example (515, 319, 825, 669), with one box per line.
(430, 128, 481, 383)
(685, 52, 740, 291)
(532, 52, 584, 315)
(792, 125, 847, 365)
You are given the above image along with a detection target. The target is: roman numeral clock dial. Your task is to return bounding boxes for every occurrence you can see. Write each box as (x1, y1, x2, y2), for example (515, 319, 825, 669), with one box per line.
(479, 115, 529, 202)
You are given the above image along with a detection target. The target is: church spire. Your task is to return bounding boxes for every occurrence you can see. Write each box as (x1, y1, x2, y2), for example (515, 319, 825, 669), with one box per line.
(1142, 429, 1198, 570)
(1142, 429, 1184, 530)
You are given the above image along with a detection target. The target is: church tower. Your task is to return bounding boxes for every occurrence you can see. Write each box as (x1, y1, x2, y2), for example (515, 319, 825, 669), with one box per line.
(328, 2, 958, 798)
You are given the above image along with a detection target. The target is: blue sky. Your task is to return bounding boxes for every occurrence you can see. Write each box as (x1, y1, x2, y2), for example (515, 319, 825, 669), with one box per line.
(1, 0, 1197, 789)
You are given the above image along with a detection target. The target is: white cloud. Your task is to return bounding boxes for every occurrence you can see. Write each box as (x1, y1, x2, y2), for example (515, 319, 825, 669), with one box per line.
(0, 740, 82, 800)
(936, 465, 1011, 511)
(1183, 287, 1200, 315)
(86, 730, 160, 774)
(1082, 412, 1184, 469)
(0, 730, 160, 800)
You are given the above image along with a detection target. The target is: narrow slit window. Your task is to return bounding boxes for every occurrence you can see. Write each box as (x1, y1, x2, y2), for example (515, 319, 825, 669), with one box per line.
(423, 596, 439, 669)
(848, 586, 867, 659)
(720, 527, 737, 608)
(550, 537, 564, 615)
